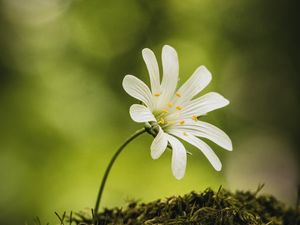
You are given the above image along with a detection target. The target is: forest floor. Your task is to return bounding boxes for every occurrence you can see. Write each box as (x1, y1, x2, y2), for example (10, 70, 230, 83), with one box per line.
(52, 185, 299, 225)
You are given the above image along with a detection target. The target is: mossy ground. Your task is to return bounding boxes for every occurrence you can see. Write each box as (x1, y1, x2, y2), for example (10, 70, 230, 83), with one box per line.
(47, 186, 299, 225)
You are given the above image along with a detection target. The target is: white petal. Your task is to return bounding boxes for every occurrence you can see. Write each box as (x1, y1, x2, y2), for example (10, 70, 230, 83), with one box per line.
(169, 130, 222, 171)
(150, 128, 168, 159)
(142, 48, 160, 94)
(159, 45, 179, 107)
(168, 92, 229, 120)
(122, 75, 154, 109)
(171, 121, 232, 151)
(129, 104, 156, 123)
(174, 66, 212, 105)
(165, 134, 187, 180)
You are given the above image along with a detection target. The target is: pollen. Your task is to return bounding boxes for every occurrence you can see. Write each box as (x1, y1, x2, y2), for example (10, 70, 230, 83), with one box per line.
(175, 92, 181, 97)
(154, 92, 160, 97)
(179, 120, 185, 125)
(183, 132, 188, 136)
(192, 115, 198, 121)
(176, 105, 183, 110)
(167, 102, 173, 108)
(158, 118, 165, 125)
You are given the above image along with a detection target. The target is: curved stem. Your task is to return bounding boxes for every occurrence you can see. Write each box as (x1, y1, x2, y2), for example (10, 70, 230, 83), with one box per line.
(94, 127, 147, 214)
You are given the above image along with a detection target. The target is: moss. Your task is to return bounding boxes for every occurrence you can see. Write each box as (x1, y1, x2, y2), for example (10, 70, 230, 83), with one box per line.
(63, 186, 298, 225)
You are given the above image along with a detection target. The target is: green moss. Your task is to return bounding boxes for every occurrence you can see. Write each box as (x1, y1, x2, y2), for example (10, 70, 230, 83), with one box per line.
(67, 186, 299, 225)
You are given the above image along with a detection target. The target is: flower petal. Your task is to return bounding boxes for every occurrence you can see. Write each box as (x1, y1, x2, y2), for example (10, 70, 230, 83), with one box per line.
(174, 66, 212, 105)
(159, 45, 179, 107)
(150, 128, 168, 159)
(169, 130, 222, 171)
(122, 75, 154, 109)
(129, 104, 156, 123)
(165, 133, 187, 180)
(167, 92, 229, 121)
(142, 48, 160, 94)
(171, 120, 232, 151)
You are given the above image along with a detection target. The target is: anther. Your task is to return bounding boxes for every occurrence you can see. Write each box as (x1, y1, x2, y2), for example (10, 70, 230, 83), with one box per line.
(179, 120, 185, 125)
(176, 105, 183, 110)
(192, 115, 198, 121)
(162, 109, 169, 114)
(154, 92, 160, 97)
(167, 102, 173, 108)
(158, 118, 165, 125)
(175, 92, 181, 97)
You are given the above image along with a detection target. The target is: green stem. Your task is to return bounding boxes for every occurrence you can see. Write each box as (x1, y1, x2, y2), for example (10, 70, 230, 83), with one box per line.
(94, 127, 147, 214)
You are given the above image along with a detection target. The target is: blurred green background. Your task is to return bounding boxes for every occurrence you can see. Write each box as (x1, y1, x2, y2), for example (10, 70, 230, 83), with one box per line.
(0, 0, 299, 224)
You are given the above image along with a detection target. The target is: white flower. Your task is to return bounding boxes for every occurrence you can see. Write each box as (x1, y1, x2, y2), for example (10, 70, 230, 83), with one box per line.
(122, 45, 232, 180)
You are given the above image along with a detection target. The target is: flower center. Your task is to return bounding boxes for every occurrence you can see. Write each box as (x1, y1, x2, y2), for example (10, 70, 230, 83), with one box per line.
(153, 103, 184, 128)
(152, 91, 199, 129)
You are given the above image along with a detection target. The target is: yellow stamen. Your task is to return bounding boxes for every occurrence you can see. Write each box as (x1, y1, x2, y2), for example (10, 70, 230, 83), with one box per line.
(167, 102, 173, 108)
(175, 92, 181, 97)
(162, 109, 169, 114)
(176, 105, 183, 110)
(192, 115, 198, 121)
(179, 120, 185, 125)
(159, 118, 165, 125)
(183, 132, 188, 136)
(154, 92, 160, 97)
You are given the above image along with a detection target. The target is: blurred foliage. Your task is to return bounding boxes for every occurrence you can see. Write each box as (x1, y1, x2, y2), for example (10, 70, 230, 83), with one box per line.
(0, 0, 299, 224)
